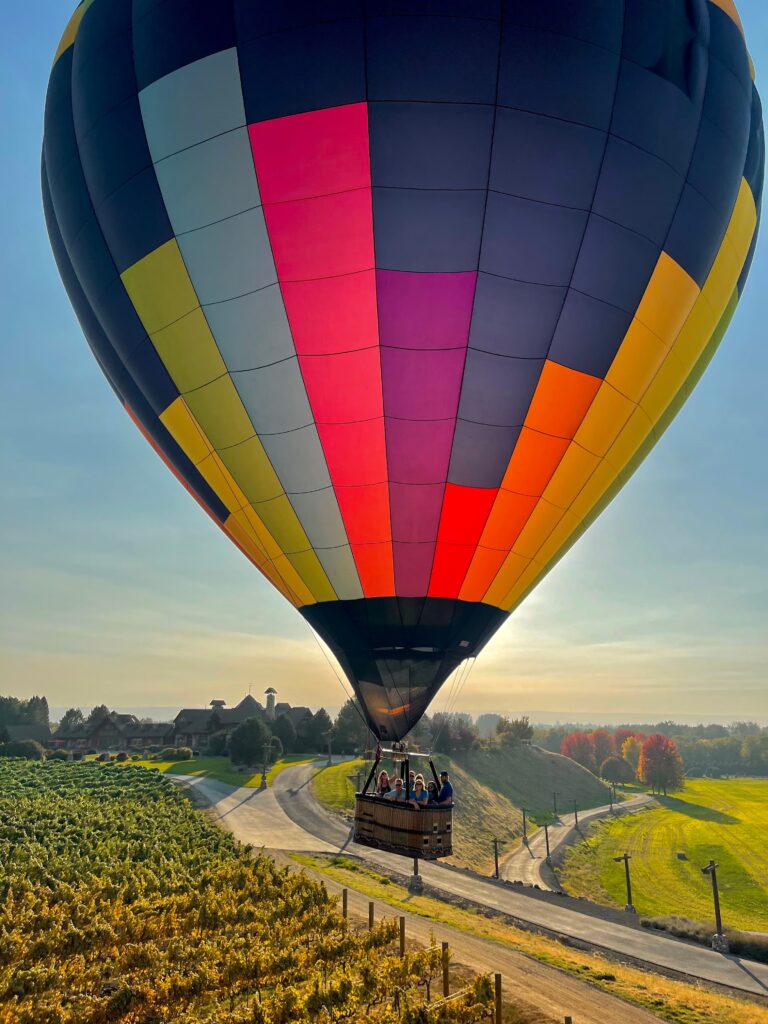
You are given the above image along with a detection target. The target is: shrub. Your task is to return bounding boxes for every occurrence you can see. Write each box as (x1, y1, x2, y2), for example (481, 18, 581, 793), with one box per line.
(147, 745, 162, 753)
(86, 749, 98, 755)
(0, 740, 45, 760)
(48, 750, 70, 762)
(207, 731, 228, 756)
(115, 752, 129, 762)
(72, 751, 85, 761)
(174, 747, 193, 761)
(97, 753, 113, 762)
(131, 753, 142, 760)
(159, 747, 178, 760)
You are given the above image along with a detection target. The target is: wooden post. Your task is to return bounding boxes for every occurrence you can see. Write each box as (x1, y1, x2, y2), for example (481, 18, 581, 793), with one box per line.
(494, 973, 502, 1024)
(493, 837, 500, 879)
(441, 941, 449, 997)
(342, 888, 348, 919)
(399, 916, 406, 957)
(564, 1017, 573, 1024)
(368, 901, 374, 930)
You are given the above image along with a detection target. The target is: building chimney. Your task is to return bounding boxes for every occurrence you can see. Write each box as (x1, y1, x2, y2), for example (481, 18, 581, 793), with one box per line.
(264, 687, 277, 721)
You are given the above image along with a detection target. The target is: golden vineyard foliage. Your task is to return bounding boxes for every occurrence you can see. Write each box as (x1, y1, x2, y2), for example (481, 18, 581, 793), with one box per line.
(0, 762, 492, 1024)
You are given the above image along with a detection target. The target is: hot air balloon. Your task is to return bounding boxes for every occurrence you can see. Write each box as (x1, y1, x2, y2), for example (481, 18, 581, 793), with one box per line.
(44, 0, 763, 746)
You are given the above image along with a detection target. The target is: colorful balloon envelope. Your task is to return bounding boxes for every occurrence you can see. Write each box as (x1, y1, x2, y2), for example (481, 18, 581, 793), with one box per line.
(44, 0, 763, 739)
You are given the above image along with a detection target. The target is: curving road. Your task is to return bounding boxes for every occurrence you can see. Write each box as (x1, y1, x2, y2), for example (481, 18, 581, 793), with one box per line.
(177, 764, 768, 1000)
(501, 794, 654, 889)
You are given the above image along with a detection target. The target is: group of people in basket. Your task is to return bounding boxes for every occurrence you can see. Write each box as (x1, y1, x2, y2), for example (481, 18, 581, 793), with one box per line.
(373, 768, 453, 809)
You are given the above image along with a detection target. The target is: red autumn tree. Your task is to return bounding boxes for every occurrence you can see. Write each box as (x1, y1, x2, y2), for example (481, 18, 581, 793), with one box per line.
(590, 729, 614, 767)
(560, 731, 596, 772)
(638, 733, 684, 795)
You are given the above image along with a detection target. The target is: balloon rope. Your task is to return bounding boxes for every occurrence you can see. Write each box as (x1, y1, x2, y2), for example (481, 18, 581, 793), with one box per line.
(307, 626, 370, 731)
(430, 657, 471, 749)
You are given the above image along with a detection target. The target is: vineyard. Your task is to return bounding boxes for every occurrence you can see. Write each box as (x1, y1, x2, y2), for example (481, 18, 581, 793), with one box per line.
(0, 761, 492, 1024)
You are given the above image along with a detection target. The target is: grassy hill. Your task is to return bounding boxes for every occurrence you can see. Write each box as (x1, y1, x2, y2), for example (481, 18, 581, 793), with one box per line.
(559, 778, 768, 932)
(312, 743, 610, 872)
(453, 744, 611, 820)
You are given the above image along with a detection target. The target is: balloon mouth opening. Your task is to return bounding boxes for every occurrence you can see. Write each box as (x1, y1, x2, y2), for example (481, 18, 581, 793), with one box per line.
(300, 597, 508, 740)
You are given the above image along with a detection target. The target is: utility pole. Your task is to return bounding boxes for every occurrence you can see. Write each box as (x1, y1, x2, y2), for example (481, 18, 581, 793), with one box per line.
(493, 837, 500, 879)
(573, 799, 579, 829)
(702, 860, 728, 952)
(521, 807, 528, 845)
(613, 852, 635, 913)
(543, 823, 551, 865)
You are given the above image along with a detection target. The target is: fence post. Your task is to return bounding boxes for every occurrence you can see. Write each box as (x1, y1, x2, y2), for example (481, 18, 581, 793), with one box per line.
(342, 888, 348, 919)
(564, 1017, 573, 1024)
(399, 916, 406, 957)
(494, 973, 502, 1024)
(368, 901, 374, 930)
(441, 942, 449, 997)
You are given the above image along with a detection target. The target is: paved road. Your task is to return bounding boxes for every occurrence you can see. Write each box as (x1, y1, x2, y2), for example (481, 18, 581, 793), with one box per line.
(502, 794, 654, 889)
(171, 773, 334, 852)
(177, 766, 768, 999)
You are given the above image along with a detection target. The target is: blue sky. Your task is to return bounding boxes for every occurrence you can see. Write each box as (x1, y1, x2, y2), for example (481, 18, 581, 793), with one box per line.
(1, 2, 766, 723)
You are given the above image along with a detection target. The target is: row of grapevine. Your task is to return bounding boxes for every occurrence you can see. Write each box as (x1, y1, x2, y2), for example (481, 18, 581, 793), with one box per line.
(0, 761, 492, 1024)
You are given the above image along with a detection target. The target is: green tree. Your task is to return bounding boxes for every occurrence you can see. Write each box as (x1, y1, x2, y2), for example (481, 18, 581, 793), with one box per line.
(86, 704, 110, 726)
(307, 708, 333, 752)
(496, 716, 533, 745)
(271, 713, 296, 755)
(229, 716, 272, 767)
(599, 755, 635, 784)
(331, 699, 367, 753)
(26, 696, 50, 726)
(58, 708, 85, 731)
(207, 730, 229, 756)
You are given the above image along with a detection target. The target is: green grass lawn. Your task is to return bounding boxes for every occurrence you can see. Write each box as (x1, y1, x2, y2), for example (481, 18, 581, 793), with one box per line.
(311, 758, 366, 811)
(128, 754, 317, 788)
(560, 778, 768, 932)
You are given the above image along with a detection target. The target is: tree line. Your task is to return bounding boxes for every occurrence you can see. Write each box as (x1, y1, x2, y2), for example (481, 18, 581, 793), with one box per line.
(535, 720, 768, 780)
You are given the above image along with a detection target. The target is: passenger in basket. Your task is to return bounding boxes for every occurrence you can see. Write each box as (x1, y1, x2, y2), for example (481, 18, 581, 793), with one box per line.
(437, 770, 454, 805)
(375, 769, 391, 796)
(426, 781, 439, 804)
(384, 778, 407, 801)
(408, 770, 416, 796)
(409, 778, 429, 808)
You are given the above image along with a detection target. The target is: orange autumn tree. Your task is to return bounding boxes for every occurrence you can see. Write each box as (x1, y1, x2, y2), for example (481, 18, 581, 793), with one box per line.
(638, 733, 684, 795)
